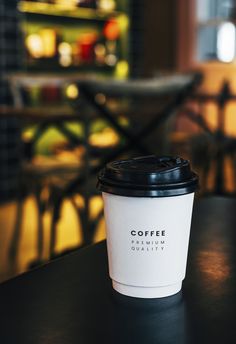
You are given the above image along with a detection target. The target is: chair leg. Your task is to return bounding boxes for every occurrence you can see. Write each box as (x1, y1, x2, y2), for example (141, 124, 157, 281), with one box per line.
(49, 194, 63, 259)
(8, 196, 24, 262)
(35, 189, 44, 261)
(79, 194, 94, 246)
(214, 149, 224, 195)
(90, 208, 104, 242)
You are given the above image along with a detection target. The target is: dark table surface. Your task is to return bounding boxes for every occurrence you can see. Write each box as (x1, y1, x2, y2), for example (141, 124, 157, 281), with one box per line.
(0, 196, 236, 344)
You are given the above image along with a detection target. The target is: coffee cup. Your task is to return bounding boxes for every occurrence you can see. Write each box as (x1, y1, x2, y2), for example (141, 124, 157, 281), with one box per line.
(97, 155, 198, 298)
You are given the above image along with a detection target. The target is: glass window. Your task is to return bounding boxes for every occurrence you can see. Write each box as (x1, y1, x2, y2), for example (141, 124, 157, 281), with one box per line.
(196, 0, 236, 62)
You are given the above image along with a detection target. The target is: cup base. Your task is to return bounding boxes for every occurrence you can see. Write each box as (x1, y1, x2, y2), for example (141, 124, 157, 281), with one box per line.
(112, 280, 182, 298)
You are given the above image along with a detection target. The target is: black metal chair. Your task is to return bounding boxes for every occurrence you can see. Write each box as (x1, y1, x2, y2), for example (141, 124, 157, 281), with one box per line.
(7, 72, 201, 263)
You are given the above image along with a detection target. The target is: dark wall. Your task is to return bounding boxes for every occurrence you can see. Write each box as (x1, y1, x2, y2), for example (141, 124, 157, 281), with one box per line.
(0, 0, 23, 202)
(129, 0, 145, 77)
(142, 0, 177, 76)
(0, 1, 23, 104)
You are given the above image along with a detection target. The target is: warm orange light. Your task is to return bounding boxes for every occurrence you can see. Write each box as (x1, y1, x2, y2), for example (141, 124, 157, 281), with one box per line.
(115, 60, 129, 79)
(89, 127, 119, 147)
(104, 19, 120, 40)
(58, 42, 72, 67)
(97, 0, 116, 11)
(54, 0, 78, 8)
(25, 29, 57, 59)
(95, 93, 106, 104)
(94, 43, 106, 63)
(66, 84, 79, 99)
(196, 240, 231, 297)
(26, 34, 44, 58)
(105, 54, 117, 66)
(40, 28, 56, 58)
(80, 32, 97, 45)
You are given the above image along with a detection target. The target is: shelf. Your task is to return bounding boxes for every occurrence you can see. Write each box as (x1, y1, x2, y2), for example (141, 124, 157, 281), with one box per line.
(197, 17, 235, 27)
(18, 1, 123, 21)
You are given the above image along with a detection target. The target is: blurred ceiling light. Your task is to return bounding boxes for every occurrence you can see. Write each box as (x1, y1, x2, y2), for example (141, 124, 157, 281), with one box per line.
(26, 34, 44, 58)
(66, 84, 79, 99)
(217, 22, 236, 62)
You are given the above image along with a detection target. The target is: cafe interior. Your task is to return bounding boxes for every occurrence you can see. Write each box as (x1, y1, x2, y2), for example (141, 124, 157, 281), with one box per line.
(1, 0, 236, 284)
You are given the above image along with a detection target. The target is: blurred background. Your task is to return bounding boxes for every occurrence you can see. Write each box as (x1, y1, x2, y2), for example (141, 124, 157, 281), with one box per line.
(1, 0, 236, 283)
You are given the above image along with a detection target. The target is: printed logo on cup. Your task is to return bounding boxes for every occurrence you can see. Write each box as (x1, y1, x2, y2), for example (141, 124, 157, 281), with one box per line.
(130, 229, 166, 252)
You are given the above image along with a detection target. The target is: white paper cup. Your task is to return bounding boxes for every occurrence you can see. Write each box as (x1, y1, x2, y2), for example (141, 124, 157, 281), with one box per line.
(97, 156, 198, 298)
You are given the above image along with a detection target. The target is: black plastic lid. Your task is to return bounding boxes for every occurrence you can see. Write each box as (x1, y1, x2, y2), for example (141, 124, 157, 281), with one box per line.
(97, 155, 198, 197)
